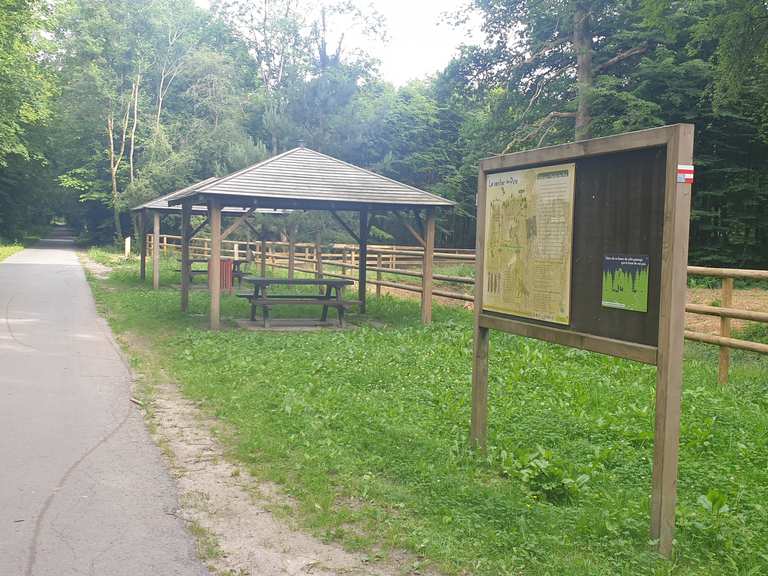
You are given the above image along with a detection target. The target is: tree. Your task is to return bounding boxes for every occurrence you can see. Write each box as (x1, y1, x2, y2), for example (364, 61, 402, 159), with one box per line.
(0, 0, 53, 168)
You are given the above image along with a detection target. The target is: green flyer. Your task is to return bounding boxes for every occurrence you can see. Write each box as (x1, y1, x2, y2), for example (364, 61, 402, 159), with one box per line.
(601, 254, 649, 312)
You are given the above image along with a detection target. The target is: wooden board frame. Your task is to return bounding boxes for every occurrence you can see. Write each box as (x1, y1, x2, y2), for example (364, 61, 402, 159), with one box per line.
(471, 124, 694, 557)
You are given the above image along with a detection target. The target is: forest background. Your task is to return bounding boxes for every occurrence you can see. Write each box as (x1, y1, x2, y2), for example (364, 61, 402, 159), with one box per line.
(1, 0, 766, 267)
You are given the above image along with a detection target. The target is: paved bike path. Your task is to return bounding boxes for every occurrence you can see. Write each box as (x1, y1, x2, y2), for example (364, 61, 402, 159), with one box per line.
(0, 236, 208, 576)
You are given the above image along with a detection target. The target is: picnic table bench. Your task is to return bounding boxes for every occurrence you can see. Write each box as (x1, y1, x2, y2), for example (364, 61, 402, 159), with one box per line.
(238, 277, 355, 327)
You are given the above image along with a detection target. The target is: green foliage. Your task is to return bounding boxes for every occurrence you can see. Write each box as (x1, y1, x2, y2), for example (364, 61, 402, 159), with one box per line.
(90, 256, 768, 575)
(4, 0, 768, 263)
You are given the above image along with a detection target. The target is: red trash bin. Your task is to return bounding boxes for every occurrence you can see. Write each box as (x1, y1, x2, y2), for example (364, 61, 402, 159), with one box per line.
(209, 258, 234, 291)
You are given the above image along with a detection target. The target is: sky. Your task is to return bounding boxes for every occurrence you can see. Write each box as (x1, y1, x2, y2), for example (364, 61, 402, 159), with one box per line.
(354, 0, 482, 85)
(195, 0, 482, 86)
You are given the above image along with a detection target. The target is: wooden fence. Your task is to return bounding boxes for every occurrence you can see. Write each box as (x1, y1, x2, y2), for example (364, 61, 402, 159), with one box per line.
(147, 234, 767, 382)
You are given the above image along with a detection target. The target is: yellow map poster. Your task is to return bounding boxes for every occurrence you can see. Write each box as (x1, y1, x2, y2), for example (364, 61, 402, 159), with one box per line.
(482, 163, 575, 324)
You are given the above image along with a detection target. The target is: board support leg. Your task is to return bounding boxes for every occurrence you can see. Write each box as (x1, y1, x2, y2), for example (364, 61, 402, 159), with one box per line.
(650, 123, 694, 557)
(470, 325, 490, 450)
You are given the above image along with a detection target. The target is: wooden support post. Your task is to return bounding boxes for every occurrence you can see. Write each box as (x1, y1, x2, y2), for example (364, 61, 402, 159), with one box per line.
(162, 235, 167, 255)
(341, 248, 348, 276)
(650, 123, 694, 557)
(209, 199, 222, 330)
(152, 211, 161, 290)
(376, 253, 382, 297)
(470, 169, 489, 449)
(139, 210, 147, 281)
(181, 202, 191, 312)
(260, 237, 267, 277)
(421, 208, 435, 324)
(470, 325, 490, 449)
(718, 277, 733, 385)
(234, 242, 240, 261)
(288, 234, 295, 279)
(315, 241, 324, 294)
(359, 208, 368, 313)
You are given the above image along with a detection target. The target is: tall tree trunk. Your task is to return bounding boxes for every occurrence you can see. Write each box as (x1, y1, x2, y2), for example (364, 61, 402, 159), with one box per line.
(111, 172, 123, 242)
(573, 4, 593, 141)
(129, 75, 140, 184)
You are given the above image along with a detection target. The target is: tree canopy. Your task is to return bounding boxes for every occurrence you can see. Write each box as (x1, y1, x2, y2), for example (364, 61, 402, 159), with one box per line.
(0, 0, 765, 267)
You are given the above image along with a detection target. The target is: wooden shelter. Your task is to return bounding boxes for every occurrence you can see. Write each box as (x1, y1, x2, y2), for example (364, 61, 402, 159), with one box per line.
(131, 177, 284, 291)
(167, 146, 454, 329)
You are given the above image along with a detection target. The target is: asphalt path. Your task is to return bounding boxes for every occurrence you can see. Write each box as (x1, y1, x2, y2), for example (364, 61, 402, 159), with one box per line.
(0, 232, 208, 576)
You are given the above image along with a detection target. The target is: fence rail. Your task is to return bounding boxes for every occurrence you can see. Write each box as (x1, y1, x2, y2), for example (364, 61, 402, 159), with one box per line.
(146, 234, 766, 382)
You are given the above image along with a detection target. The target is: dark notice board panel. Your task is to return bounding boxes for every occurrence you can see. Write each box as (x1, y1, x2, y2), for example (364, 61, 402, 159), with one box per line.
(569, 146, 666, 346)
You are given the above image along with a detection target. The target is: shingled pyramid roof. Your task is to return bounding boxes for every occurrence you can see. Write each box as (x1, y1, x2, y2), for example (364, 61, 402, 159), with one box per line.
(168, 147, 454, 210)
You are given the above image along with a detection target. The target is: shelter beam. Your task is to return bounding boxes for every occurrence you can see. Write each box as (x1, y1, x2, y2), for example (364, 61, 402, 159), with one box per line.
(152, 212, 161, 290)
(209, 199, 222, 330)
(221, 207, 255, 241)
(139, 210, 147, 281)
(358, 208, 369, 312)
(420, 208, 435, 324)
(181, 201, 192, 312)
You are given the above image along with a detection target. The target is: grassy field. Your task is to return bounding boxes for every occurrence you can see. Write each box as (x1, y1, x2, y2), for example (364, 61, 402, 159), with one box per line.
(88, 249, 768, 575)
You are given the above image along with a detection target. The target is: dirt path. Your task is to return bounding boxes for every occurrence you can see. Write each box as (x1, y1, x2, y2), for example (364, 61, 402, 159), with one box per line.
(128, 337, 427, 576)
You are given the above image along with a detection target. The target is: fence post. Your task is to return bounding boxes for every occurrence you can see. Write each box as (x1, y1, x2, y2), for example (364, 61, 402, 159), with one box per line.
(234, 242, 240, 261)
(718, 277, 734, 385)
(260, 238, 267, 277)
(316, 242, 324, 294)
(288, 236, 295, 279)
(162, 235, 167, 255)
(376, 253, 382, 297)
(341, 248, 348, 276)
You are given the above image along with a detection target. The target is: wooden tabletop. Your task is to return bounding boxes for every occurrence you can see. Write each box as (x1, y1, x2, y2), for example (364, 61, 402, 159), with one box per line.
(243, 276, 353, 286)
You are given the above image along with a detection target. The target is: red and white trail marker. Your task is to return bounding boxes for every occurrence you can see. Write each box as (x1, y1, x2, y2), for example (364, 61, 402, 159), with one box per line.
(676, 164, 694, 184)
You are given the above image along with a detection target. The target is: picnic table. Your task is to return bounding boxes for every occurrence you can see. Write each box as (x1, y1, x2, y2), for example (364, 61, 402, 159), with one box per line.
(238, 277, 355, 327)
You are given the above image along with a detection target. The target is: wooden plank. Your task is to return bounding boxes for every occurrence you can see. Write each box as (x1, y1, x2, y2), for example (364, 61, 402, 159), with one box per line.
(152, 211, 161, 290)
(685, 330, 768, 355)
(686, 302, 768, 323)
(181, 202, 191, 312)
(209, 199, 222, 330)
(569, 147, 666, 346)
(651, 123, 693, 557)
(421, 208, 435, 324)
(480, 124, 674, 173)
(478, 314, 658, 364)
(359, 208, 368, 313)
(687, 266, 768, 280)
(139, 210, 147, 281)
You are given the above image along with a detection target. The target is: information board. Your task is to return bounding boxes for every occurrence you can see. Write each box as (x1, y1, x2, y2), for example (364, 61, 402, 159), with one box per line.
(482, 164, 575, 324)
(471, 124, 695, 558)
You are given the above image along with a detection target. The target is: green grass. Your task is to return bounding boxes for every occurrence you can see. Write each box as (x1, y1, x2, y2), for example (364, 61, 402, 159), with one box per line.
(0, 243, 24, 261)
(88, 255, 768, 576)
